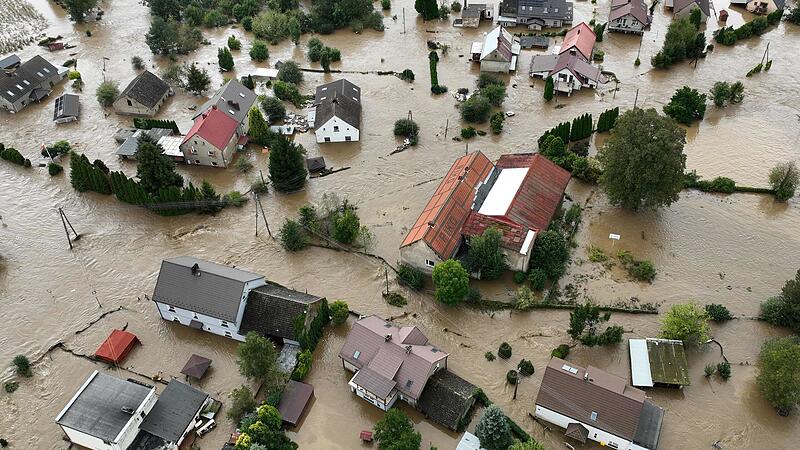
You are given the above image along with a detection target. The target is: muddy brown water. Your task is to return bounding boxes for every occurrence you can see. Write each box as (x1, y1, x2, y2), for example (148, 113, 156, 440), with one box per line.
(1, 0, 800, 448)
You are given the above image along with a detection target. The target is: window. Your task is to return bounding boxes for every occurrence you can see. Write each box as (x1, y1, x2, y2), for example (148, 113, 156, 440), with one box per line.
(590, 411, 598, 421)
(140, 411, 145, 418)
(608, 443, 619, 449)
(208, 151, 215, 156)
(333, 126, 339, 132)
(173, 317, 180, 322)
(345, 136, 351, 141)
(193, 313, 198, 319)
(168, 306, 176, 312)
(221, 320, 229, 328)
(324, 137, 331, 142)
(127, 99, 132, 107)
(195, 159, 200, 164)
(190, 146, 197, 154)
(211, 162, 218, 166)
(353, 350, 361, 359)
(425, 259, 435, 268)
(405, 379, 413, 389)
(225, 331, 232, 337)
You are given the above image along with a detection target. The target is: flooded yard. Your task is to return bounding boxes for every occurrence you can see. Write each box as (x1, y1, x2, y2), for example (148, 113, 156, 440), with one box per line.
(1, 0, 800, 448)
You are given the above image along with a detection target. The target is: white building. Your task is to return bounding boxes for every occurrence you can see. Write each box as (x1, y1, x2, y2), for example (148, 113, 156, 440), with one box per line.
(529, 52, 607, 96)
(312, 79, 362, 143)
(608, 0, 652, 35)
(151, 256, 266, 341)
(535, 358, 665, 450)
(470, 26, 521, 73)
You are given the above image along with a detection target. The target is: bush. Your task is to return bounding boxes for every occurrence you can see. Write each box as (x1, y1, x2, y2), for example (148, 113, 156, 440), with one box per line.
(481, 83, 506, 107)
(451, 1, 461, 12)
(227, 385, 257, 423)
(218, 47, 235, 71)
(398, 263, 424, 290)
(758, 336, 800, 415)
(131, 55, 145, 70)
(475, 405, 514, 450)
(277, 60, 303, 85)
(291, 350, 313, 381)
(261, 96, 286, 123)
(769, 162, 798, 202)
(490, 112, 504, 134)
(498, 342, 512, 359)
(329, 300, 349, 325)
(704, 364, 716, 377)
(228, 35, 241, 50)
(273, 80, 305, 107)
(506, 370, 518, 385)
(663, 86, 707, 125)
(96, 80, 119, 107)
(660, 303, 710, 346)
(398, 68, 415, 82)
(528, 269, 546, 291)
(431, 84, 448, 94)
(225, 191, 248, 207)
(513, 271, 526, 284)
(13, 355, 31, 377)
(250, 40, 269, 61)
(382, 0, 391, 9)
(432, 259, 469, 305)
(47, 162, 62, 176)
(517, 359, 534, 376)
(485, 351, 496, 361)
(544, 76, 554, 101)
(461, 127, 477, 139)
(705, 303, 732, 322)
(1, 147, 26, 166)
(393, 118, 420, 144)
(460, 95, 491, 123)
(717, 361, 732, 380)
(234, 156, 253, 173)
(279, 219, 308, 251)
(467, 287, 482, 303)
(630, 259, 657, 282)
(4, 382, 19, 393)
(551, 344, 570, 359)
(530, 230, 568, 281)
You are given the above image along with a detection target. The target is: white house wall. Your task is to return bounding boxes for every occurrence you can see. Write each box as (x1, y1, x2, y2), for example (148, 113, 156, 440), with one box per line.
(61, 427, 117, 450)
(609, 15, 645, 33)
(315, 116, 360, 143)
(480, 59, 512, 73)
(534, 405, 637, 450)
(114, 389, 158, 450)
(181, 134, 237, 168)
(399, 240, 446, 275)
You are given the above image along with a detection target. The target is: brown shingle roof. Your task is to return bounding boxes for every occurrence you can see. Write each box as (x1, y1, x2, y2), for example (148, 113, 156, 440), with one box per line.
(401, 152, 494, 259)
(609, 0, 650, 24)
(416, 370, 477, 430)
(277, 380, 314, 426)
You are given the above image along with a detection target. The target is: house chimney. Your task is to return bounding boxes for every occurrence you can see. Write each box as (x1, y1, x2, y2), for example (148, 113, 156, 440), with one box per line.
(385, 334, 392, 342)
(583, 371, 589, 381)
(191, 263, 200, 276)
(121, 406, 135, 415)
(405, 345, 412, 354)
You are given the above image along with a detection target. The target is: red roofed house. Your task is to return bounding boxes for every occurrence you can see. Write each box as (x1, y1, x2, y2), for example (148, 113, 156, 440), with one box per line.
(400, 151, 571, 274)
(529, 22, 607, 96)
(338, 315, 448, 411)
(608, 0, 652, 35)
(559, 22, 596, 62)
(180, 105, 240, 168)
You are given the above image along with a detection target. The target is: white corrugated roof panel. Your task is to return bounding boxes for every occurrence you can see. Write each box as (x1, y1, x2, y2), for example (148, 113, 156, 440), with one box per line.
(629, 338, 653, 387)
(478, 168, 528, 216)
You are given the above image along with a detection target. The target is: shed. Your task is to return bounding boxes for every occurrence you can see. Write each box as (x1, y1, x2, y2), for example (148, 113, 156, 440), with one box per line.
(252, 68, 279, 80)
(456, 431, 482, 450)
(277, 380, 314, 427)
(629, 338, 690, 387)
(95, 329, 140, 364)
(53, 93, 80, 124)
(520, 35, 550, 49)
(180, 354, 212, 380)
(306, 156, 326, 174)
(416, 369, 477, 430)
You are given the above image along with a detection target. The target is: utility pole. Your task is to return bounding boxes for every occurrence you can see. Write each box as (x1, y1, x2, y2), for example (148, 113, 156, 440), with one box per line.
(384, 267, 390, 295)
(403, 8, 406, 34)
(444, 118, 449, 139)
(465, 142, 469, 156)
(513, 370, 519, 399)
(633, 88, 640, 110)
(256, 193, 271, 238)
(253, 192, 259, 236)
(58, 208, 79, 249)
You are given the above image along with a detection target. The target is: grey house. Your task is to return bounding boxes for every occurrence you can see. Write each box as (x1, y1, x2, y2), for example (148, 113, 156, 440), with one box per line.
(240, 283, 326, 345)
(193, 79, 257, 136)
(113, 70, 171, 116)
(497, 0, 574, 30)
(0, 55, 66, 113)
(53, 93, 80, 123)
(0, 54, 21, 70)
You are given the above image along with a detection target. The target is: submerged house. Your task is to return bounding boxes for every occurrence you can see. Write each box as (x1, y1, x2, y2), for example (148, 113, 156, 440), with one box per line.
(180, 105, 240, 167)
(667, 0, 710, 22)
(608, 0, 652, 34)
(338, 315, 449, 411)
(629, 338, 690, 388)
(0, 55, 67, 113)
(400, 152, 570, 274)
(193, 79, 257, 136)
(529, 22, 606, 96)
(470, 25, 521, 73)
(55, 371, 210, 450)
(535, 358, 665, 450)
(557, 22, 596, 62)
(497, 0, 574, 30)
(454, 3, 494, 27)
(151, 256, 324, 345)
(311, 79, 362, 143)
(53, 93, 80, 123)
(729, 0, 784, 14)
(115, 127, 174, 159)
(113, 70, 171, 116)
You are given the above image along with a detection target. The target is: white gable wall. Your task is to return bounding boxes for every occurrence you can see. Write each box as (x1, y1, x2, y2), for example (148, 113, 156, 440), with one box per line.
(609, 14, 645, 33)
(315, 116, 360, 143)
(535, 404, 638, 450)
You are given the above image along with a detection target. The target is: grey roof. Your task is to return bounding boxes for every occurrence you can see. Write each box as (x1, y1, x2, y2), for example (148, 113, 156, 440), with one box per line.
(54, 93, 80, 120)
(352, 366, 397, 398)
(520, 35, 550, 49)
(314, 79, 362, 129)
(115, 128, 173, 157)
(633, 400, 664, 449)
(194, 79, 257, 125)
(240, 283, 323, 341)
(462, 5, 484, 18)
(674, 0, 709, 15)
(0, 54, 21, 69)
(529, 52, 604, 85)
(416, 370, 477, 430)
(119, 70, 170, 109)
(502, 0, 574, 21)
(152, 256, 264, 322)
(140, 380, 208, 443)
(128, 430, 167, 450)
(56, 371, 153, 443)
(610, 0, 650, 24)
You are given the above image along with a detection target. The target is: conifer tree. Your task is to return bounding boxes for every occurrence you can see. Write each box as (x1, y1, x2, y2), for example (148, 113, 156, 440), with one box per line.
(268, 137, 307, 192)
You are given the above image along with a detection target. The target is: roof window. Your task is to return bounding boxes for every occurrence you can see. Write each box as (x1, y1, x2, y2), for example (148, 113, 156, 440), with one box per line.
(590, 411, 598, 421)
(353, 350, 361, 359)
(405, 380, 413, 388)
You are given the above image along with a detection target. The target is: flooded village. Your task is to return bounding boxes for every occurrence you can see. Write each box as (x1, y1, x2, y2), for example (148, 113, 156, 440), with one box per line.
(1, 0, 800, 449)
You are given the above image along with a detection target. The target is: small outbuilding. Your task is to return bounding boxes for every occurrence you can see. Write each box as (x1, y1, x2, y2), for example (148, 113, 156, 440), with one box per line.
(95, 329, 139, 364)
(306, 156, 326, 175)
(113, 70, 171, 117)
(416, 369, 477, 431)
(520, 35, 550, 49)
(180, 354, 212, 380)
(277, 380, 314, 427)
(629, 338, 690, 388)
(53, 93, 80, 124)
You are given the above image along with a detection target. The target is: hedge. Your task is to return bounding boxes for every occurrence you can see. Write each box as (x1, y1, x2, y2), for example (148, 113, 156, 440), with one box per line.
(595, 107, 619, 133)
(133, 118, 180, 134)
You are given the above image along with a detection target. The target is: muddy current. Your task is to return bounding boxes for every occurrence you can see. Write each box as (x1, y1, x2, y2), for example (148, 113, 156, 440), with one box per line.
(1, 0, 799, 448)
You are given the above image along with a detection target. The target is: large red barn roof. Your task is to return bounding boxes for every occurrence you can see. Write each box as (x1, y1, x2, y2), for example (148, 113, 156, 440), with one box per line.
(182, 106, 239, 151)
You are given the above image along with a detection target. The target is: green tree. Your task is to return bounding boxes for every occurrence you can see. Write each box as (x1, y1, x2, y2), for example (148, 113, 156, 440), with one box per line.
(237, 332, 284, 387)
(415, 0, 440, 20)
(279, 219, 308, 251)
(199, 180, 222, 214)
(788, 6, 800, 25)
(769, 162, 798, 202)
(250, 40, 270, 61)
(663, 86, 707, 124)
(149, 0, 181, 20)
(13, 355, 32, 377)
(509, 440, 546, 450)
(277, 60, 303, 84)
(394, 118, 419, 144)
(466, 226, 506, 279)
(593, 22, 606, 42)
(659, 303, 710, 346)
(287, 16, 301, 44)
(228, 35, 242, 50)
(64, 0, 98, 22)
(96, 80, 119, 107)
(490, 112, 504, 134)
(705, 303, 733, 322)
(203, 9, 226, 27)
(329, 300, 349, 324)
(598, 108, 687, 210)
(475, 405, 513, 450)
(262, 96, 286, 123)
(136, 138, 183, 195)
(332, 208, 361, 244)
(543, 76, 554, 101)
(432, 259, 469, 306)
(146, 16, 178, 55)
(481, 83, 506, 106)
(373, 408, 421, 450)
(529, 230, 568, 281)
(269, 137, 307, 192)
(227, 385, 257, 423)
(757, 336, 800, 416)
(689, 7, 702, 28)
(760, 269, 800, 331)
(185, 62, 210, 94)
(218, 47, 235, 71)
(460, 95, 491, 123)
(568, 302, 624, 346)
(256, 404, 283, 431)
(709, 81, 732, 107)
(248, 108, 271, 144)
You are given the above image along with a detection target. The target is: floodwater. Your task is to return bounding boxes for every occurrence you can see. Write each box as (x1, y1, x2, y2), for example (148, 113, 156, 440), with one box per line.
(1, 0, 799, 448)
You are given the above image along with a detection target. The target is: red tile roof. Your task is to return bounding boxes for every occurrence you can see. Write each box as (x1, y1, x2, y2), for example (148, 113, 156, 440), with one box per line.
(401, 152, 494, 259)
(560, 22, 596, 62)
(462, 211, 527, 252)
(95, 329, 139, 364)
(182, 106, 239, 151)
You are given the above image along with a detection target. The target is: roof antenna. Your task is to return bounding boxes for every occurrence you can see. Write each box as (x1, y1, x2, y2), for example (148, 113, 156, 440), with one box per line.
(191, 263, 200, 276)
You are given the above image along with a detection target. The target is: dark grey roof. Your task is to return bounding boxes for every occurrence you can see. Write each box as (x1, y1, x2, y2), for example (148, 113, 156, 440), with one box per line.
(240, 283, 323, 341)
(352, 366, 397, 399)
(120, 70, 170, 109)
(306, 156, 326, 173)
(54, 93, 79, 120)
(140, 380, 208, 443)
(56, 371, 153, 442)
(0, 54, 21, 69)
(314, 79, 362, 129)
(194, 79, 257, 125)
(633, 400, 664, 450)
(152, 256, 264, 322)
(502, 0, 574, 21)
(115, 128, 173, 157)
(128, 430, 167, 450)
(417, 370, 477, 430)
(520, 35, 550, 49)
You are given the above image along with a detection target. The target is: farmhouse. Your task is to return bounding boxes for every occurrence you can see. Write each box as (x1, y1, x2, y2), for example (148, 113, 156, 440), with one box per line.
(535, 358, 665, 450)
(400, 152, 570, 274)
(0, 55, 67, 113)
(193, 79, 257, 136)
(529, 52, 607, 96)
(311, 79, 362, 143)
(454, 3, 495, 28)
(470, 25, 521, 73)
(113, 70, 171, 117)
(180, 106, 240, 167)
(608, 0, 652, 34)
(497, 0, 574, 30)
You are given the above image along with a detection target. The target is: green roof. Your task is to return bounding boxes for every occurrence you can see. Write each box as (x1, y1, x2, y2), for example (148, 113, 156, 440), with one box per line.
(647, 339, 690, 386)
